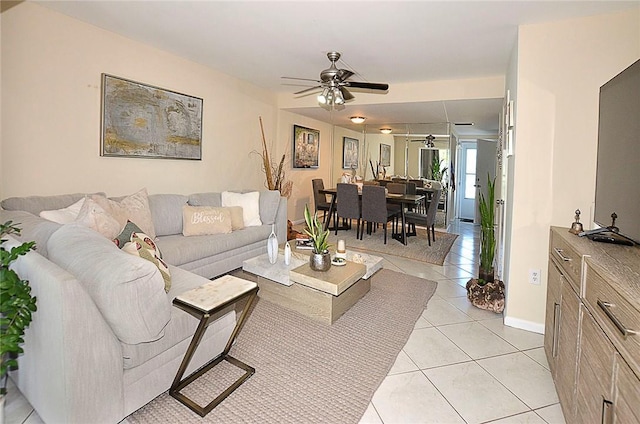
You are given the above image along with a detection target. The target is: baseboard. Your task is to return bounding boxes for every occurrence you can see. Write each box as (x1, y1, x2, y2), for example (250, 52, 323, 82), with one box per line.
(503, 316, 545, 335)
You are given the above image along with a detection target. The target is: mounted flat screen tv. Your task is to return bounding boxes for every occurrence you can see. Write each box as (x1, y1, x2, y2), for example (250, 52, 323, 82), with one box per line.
(593, 58, 640, 244)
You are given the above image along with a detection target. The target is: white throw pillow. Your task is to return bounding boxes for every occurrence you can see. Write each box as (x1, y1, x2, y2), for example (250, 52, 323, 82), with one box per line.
(221, 191, 262, 226)
(75, 198, 123, 239)
(39, 198, 85, 224)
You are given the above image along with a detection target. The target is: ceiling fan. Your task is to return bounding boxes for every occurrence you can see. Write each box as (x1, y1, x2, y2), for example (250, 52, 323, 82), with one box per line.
(282, 51, 389, 109)
(410, 134, 438, 149)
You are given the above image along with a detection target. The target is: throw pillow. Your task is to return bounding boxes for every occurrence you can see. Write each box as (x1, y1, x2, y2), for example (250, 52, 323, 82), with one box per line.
(114, 220, 163, 259)
(122, 233, 171, 293)
(39, 198, 86, 224)
(90, 188, 156, 239)
(225, 206, 245, 230)
(221, 191, 262, 226)
(75, 197, 123, 239)
(182, 205, 232, 236)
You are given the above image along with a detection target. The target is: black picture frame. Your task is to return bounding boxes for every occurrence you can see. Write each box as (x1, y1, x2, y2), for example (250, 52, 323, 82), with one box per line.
(293, 124, 320, 168)
(342, 137, 359, 169)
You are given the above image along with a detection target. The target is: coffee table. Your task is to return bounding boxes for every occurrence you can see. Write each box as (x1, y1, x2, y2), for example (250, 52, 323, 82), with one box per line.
(242, 248, 383, 324)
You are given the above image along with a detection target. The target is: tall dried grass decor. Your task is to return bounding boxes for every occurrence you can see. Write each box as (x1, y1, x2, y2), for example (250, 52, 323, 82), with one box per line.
(255, 117, 293, 198)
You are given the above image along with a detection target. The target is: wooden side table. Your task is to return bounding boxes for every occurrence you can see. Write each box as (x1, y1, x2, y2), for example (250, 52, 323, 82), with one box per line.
(170, 275, 258, 417)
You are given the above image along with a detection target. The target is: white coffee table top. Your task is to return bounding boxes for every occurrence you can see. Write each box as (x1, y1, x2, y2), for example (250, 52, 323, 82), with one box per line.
(242, 252, 307, 286)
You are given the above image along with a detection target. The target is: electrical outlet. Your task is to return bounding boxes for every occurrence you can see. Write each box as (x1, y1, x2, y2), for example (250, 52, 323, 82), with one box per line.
(529, 269, 541, 285)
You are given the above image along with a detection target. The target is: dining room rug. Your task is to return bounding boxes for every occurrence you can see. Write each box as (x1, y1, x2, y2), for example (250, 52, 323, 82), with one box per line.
(125, 269, 437, 424)
(327, 224, 458, 266)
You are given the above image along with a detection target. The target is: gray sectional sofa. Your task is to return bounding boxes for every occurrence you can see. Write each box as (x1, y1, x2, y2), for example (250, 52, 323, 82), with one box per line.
(0, 190, 287, 423)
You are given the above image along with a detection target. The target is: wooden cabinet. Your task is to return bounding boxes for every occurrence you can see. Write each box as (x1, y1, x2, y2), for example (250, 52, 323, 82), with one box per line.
(546, 228, 640, 424)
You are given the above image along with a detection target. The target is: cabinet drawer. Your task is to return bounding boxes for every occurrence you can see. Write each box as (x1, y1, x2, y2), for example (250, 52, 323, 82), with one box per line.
(549, 230, 582, 294)
(615, 355, 640, 424)
(585, 262, 640, 375)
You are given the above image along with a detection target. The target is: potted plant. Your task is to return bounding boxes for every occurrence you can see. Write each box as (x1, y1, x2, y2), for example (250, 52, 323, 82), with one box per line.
(466, 175, 505, 313)
(303, 205, 331, 271)
(478, 174, 496, 284)
(1, 221, 37, 398)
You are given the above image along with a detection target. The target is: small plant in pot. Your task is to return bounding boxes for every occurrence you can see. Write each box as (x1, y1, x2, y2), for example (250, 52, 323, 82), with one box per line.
(1, 221, 37, 397)
(303, 205, 332, 271)
(466, 175, 505, 313)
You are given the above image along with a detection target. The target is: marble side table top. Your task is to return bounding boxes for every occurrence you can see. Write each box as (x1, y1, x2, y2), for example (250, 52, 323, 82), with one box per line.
(174, 275, 257, 313)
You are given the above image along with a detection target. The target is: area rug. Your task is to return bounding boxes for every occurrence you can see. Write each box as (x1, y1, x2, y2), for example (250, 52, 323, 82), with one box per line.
(126, 269, 437, 424)
(327, 225, 458, 266)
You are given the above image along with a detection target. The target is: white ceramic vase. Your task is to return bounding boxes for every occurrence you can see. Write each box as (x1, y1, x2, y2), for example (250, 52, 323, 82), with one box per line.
(267, 224, 278, 264)
(284, 241, 291, 265)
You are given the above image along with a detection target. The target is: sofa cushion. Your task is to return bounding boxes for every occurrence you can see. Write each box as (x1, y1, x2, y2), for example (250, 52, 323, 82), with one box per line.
(148, 194, 188, 237)
(227, 206, 245, 230)
(187, 192, 221, 207)
(39, 198, 85, 224)
(0, 210, 61, 258)
(0, 192, 106, 215)
(47, 224, 170, 345)
(259, 190, 281, 225)
(182, 205, 232, 236)
(157, 224, 270, 267)
(222, 191, 261, 226)
(120, 265, 235, 369)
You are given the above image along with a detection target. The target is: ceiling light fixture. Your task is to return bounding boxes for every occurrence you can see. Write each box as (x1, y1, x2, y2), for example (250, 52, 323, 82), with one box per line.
(350, 116, 366, 124)
(380, 128, 392, 135)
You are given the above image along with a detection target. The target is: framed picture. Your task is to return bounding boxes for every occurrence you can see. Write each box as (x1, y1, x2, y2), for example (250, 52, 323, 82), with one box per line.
(380, 143, 391, 167)
(342, 137, 359, 169)
(293, 125, 320, 168)
(101, 74, 203, 160)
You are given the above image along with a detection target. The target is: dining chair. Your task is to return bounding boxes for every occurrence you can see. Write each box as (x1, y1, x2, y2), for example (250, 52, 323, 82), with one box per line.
(335, 183, 361, 236)
(386, 182, 406, 233)
(404, 188, 442, 246)
(409, 179, 424, 188)
(362, 180, 380, 186)
(312, 179, 335, 227)
(360, 185, 398, 244)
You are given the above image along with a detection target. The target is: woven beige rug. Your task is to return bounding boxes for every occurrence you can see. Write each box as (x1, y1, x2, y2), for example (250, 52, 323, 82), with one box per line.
(126, 269, 437, 424)
(327, 224, 458, 266)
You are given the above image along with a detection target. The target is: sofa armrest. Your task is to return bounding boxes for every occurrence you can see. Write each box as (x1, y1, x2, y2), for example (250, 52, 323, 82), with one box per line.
(6, 235, 125, 424)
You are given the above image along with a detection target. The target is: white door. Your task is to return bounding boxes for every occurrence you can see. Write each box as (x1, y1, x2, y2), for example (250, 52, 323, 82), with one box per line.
(474, 139, 497, 224)
(457, 142, 477, 221)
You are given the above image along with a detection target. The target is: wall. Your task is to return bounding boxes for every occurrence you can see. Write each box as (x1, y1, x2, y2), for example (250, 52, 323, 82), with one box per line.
(504, 8, 639, 332)
(1, 2, 279, 199)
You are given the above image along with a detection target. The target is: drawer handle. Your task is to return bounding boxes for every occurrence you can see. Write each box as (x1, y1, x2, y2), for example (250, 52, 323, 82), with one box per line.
(597, 299, 638, 338)
(552, 303, 561, 357)
(553, 248, 571, 262)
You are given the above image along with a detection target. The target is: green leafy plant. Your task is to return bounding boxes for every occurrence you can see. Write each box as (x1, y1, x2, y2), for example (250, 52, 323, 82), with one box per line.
(303, 205, 331, 254)
(1, 221, 37, 395)
(431, 157, 448, 183)
(478, 174, 496, 285)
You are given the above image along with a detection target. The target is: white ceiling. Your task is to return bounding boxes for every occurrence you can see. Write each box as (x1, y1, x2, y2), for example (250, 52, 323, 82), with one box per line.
(32, 0, 638, 136)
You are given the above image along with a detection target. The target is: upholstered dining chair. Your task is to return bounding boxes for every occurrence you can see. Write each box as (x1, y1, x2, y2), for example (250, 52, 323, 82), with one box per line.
(386, 182, 406, 232)
(312, 179, 334, 227)
(360, 185, 399, 244)
(404, 188, 442, 246)
(335, 183, 361, 236)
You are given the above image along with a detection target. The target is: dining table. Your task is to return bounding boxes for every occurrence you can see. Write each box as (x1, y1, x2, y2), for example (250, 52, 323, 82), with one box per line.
(320, 187, 425, 245)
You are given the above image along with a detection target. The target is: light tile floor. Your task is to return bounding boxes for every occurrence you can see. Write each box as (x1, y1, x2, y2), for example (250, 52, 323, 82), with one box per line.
(5, 221, 565, 424)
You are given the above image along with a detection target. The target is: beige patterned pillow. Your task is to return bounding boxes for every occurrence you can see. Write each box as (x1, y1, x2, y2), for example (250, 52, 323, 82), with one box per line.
(75, 197, 122, 239)
(182, 205, 232, 236)
(90, 188, 156, 238)
(225, 206, 245, 230)
(122, 233, 171, 292)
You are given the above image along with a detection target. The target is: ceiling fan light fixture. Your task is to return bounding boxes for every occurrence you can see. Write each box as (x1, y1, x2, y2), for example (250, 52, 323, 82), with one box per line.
(380, 128, 392, 134)
(334, 88, 344, 105)
(317, 88, 329, 105)
(350, 116, 366, 124)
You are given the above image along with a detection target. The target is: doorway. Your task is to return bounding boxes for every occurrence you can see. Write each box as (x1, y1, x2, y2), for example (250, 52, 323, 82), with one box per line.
(457, 142, 476, 221)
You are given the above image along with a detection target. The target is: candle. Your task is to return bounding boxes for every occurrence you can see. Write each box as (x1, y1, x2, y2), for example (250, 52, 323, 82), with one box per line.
(337, 239, 346, 253)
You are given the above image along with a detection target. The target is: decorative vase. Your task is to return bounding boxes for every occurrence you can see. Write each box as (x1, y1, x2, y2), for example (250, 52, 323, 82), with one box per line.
(309, 250, 331, 272)
(267, 224, 278, 264)
(479, 267, 495, 284)
(284, 241, 291, 265)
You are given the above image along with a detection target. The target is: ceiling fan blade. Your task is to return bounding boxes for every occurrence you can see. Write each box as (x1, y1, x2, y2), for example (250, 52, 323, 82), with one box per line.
(294, 85, 322, 95)
(340, 86, 355, 101)
(346, 81, 389, 91)
(337, 69, 354, 81)
(282, 76, 321, 83)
